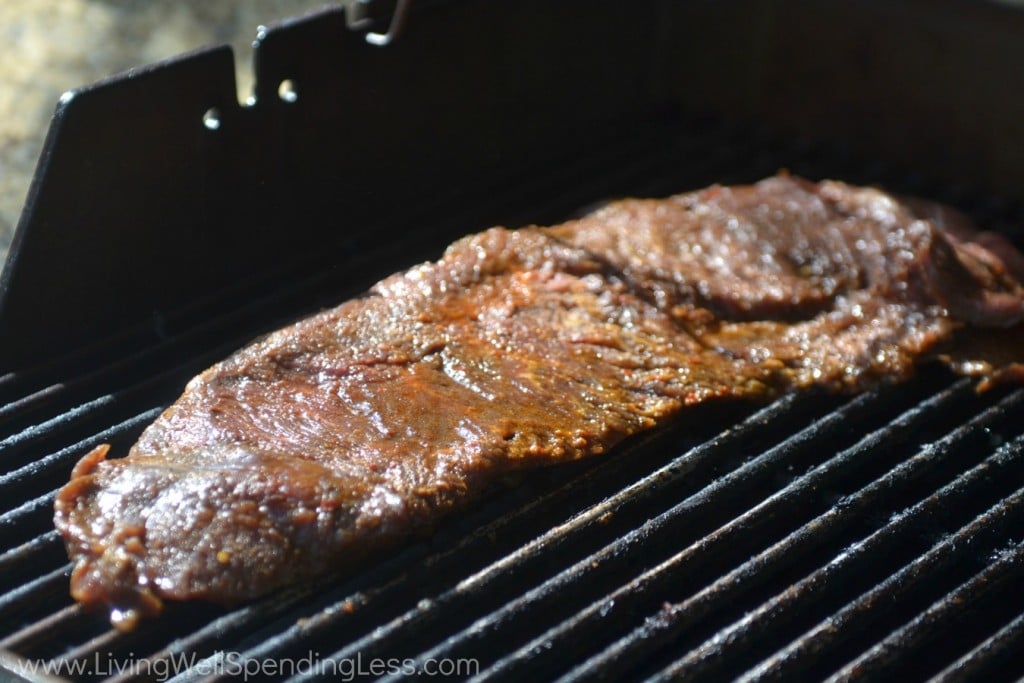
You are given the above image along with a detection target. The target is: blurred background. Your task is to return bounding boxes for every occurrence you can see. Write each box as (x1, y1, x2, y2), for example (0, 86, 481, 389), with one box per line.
(0, 0, 328, 266)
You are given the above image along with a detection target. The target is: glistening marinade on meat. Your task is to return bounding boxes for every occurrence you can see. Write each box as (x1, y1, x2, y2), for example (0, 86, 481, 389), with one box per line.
(54, 175, 1024, 629)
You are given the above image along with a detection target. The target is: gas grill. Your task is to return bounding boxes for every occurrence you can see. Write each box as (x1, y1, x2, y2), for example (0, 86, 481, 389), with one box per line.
(2, 0, 1024, 681)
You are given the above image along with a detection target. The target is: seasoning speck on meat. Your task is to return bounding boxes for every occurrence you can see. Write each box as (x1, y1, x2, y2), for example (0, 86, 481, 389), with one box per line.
(54, 175, 1024, 628)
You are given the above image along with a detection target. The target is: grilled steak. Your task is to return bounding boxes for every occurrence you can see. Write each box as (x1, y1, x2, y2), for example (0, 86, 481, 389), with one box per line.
(54, 176, 1024, 628)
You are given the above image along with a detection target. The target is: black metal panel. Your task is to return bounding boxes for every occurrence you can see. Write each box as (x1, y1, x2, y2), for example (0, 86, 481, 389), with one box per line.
(658, 0, 1024, 204)
(6, 0, 1024, 374)
(0, 0, 661, 373)
(0, 45, 239, 371)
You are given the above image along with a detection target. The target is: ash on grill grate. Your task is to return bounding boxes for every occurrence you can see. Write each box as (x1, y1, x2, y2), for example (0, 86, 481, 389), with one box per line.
(2, 116, 1024, 683)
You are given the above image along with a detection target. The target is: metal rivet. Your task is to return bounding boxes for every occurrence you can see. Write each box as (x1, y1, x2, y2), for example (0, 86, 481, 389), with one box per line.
(202, 107, 222, 130)
(278, 79, 298, 103)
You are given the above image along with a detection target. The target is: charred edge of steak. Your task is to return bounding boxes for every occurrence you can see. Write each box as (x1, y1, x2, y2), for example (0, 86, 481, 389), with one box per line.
(53, 175, 1024, 628)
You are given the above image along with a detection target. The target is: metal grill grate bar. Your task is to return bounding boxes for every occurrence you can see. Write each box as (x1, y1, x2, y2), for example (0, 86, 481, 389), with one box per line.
(0, 531, 61, 577)
(823, 541, 1024, 683)
(1, 397, 117, 457)
(46, 631, 123, 670)
(211, 393, 818, 674)
(0, 492, 58, 546)
(475, 377, 989, 679)
(556, 391, 1024, 682)
(0, 601, 79, 652)
(0, 410, 163, 517)
(651, 488, 1024, 681)
(330, 381, 979, 681)
(85, 393, 806, 681)
(929, 610, 1024, 682)
(677, 442, 1024, 682)
(0, 565, 71, 629)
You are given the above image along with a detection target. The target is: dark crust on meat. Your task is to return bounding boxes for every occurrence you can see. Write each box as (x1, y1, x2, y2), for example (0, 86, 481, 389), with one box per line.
(53, 175, 1024, 628)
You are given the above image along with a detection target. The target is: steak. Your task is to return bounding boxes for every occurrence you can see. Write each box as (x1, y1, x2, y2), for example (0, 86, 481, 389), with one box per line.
(54, 175, 1024, 629)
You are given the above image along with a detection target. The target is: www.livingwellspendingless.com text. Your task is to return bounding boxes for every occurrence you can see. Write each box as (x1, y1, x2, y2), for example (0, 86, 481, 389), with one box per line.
(12, 650, 481, 681)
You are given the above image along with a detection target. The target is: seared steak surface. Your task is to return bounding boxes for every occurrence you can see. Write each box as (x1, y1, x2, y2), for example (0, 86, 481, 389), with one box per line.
(54, 176, 1024, 627)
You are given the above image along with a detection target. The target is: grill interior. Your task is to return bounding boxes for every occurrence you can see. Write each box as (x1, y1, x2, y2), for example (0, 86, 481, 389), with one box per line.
(2, 114, 1023, 681)
(3, 0, 1024, 681)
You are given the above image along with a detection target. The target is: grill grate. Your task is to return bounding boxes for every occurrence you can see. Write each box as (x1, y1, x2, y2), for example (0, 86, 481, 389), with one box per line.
(2, 118, 1024, 682)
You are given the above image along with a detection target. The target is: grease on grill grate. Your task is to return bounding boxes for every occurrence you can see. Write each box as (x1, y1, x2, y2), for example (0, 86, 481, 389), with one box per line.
(2, 121, 1024, 682)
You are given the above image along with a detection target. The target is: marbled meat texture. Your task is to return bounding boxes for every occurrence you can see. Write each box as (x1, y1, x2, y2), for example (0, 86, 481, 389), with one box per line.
(55, 176, 1024, 628)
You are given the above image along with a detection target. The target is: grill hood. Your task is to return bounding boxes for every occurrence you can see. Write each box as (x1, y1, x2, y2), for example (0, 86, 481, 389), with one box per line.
(2, 0, 1024, 373)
